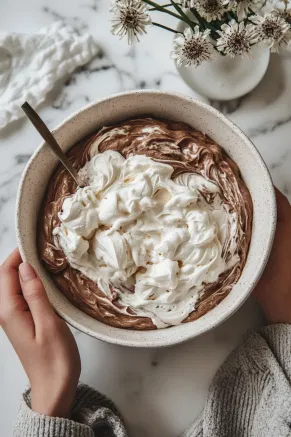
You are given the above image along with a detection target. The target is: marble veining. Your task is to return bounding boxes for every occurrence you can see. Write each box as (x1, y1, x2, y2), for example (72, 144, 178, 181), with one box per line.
(0, 0, 290, 436)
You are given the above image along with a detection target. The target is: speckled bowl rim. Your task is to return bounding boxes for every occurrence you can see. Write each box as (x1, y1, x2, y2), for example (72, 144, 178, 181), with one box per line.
(16, 90, 277, 347)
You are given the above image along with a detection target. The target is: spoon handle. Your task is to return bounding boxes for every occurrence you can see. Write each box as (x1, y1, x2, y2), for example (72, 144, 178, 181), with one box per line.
(22, 102, 86, 188)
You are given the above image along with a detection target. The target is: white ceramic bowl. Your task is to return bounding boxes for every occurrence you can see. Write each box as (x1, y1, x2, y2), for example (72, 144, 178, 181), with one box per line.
(16, 91, 276, 347)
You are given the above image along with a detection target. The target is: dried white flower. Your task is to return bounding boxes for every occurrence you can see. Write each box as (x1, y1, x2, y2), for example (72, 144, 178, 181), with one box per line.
(223, 0, 265, 21)
(171, 26, 214, 67)
(195, 0, 229, 21)
(110, 0, 152, 44)
(217, 20, 257, 57)
(251, 12, 291, 52)
(179, 0, 228, 20)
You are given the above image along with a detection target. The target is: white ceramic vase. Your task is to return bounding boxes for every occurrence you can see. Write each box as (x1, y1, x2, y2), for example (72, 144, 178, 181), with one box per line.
(175, 23, 270, 101)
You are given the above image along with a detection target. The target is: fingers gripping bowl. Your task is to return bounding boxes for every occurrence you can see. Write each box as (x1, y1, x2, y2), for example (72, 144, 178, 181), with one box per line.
(16, 91, 276, 347)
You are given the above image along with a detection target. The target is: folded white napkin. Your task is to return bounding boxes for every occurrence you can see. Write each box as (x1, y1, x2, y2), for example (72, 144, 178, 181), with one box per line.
(0, 22, 99, 130)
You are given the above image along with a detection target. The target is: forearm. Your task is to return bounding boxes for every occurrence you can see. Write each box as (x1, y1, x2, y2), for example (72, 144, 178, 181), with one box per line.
(182, 324, 291, 437)
(14, 384, 128, 437)
(259, 324, 291, 381)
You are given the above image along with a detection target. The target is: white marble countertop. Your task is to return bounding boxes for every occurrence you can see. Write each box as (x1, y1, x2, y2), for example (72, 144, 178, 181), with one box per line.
(1, 1, 291, 436)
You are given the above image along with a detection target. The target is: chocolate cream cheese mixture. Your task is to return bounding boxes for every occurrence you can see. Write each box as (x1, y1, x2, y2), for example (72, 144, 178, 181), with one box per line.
(39, 118, 253, 330)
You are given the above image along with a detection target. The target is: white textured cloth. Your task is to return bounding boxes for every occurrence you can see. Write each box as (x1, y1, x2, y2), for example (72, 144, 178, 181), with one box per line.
(0, 22, 99, 130)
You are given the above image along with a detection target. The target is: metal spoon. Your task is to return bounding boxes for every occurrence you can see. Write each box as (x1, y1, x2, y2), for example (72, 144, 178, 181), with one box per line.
(21, 102, 86, 188)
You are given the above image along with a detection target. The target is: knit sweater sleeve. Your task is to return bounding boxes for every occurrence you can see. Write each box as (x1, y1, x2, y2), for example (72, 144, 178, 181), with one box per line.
(13, 383, 128, 437)
(183, 324, 291, 437)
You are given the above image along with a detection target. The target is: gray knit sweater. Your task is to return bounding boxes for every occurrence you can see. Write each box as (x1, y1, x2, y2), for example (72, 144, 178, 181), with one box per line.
(13, 325, 291, 437)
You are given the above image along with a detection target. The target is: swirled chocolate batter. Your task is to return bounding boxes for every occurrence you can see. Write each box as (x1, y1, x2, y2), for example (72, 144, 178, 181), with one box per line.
(39, 118, 253, 330)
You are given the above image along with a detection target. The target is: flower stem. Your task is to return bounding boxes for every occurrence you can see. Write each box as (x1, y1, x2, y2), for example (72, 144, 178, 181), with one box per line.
(152, 21, 181, 33)
(143, 0, 183, 20)
(227, 11, 237, 21)
(206, 21, 220, 33)
(170, 0, 195, 29)
(190, 7, 220, 36)
(190, 8, 207, 30)
(149, 3, 173, 9)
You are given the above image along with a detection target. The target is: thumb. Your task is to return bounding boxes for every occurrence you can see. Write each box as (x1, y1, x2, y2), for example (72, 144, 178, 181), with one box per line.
(19, 263, 56, 327)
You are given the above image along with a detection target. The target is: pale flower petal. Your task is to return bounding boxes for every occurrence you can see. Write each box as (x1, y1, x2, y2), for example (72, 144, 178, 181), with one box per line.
(171, 25, 214, 67)
(179, 0, 228, 19)
(196, 0, 229, 21)
(184, 26, 194, 40)
(223, 0, 265, 21)
(250, 12, 291, 52)
(216, 19, 257, 58)
(110, 0, 152, 44)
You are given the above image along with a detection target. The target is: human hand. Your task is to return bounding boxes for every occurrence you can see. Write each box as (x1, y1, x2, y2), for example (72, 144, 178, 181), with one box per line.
(0, 249, 81, 418)
(254, 188, 291, 324)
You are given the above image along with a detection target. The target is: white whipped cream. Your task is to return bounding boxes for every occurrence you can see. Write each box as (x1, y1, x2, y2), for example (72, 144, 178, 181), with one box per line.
(53, 151, 239, 328)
